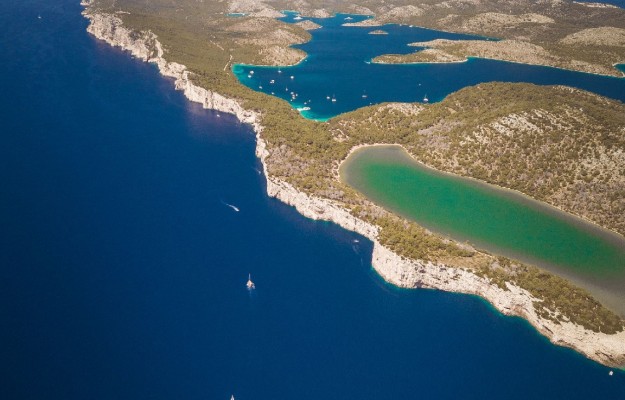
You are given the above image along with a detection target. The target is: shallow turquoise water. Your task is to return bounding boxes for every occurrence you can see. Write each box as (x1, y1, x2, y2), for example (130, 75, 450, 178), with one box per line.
(341, 146, 625, 313)
(233, 12, 625, 120)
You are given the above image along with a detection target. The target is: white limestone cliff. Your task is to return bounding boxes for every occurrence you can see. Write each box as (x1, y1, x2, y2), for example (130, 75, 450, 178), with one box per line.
(82, 9, 625, 368)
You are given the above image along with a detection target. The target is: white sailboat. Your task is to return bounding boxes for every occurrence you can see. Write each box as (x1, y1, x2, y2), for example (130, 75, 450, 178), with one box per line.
(423, 94, 429, 103)
(246, 273, 255, 290)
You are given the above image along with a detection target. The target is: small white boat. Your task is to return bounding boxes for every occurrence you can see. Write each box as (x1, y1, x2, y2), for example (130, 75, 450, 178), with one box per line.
(247, 74, 252, 78)
(278, 69, 282, 74)
(297, 106, 311, 111)
(250, 70, 254, 74)
(331, 96, 337, 102)
(290, 75, 294, 80)
(423, 94, 429, 103)
(270, 79, 275, 84)
(294, 16, 303, 21)
(246, 274, 255, 290)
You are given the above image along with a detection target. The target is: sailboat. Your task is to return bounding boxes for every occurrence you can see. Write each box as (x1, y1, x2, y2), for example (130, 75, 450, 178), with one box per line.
(423, 94, 429, 103)
(246, 273, 255, 290)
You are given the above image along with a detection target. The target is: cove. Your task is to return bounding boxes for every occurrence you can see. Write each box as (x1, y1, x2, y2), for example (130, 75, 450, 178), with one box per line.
(233, 13, 625, 121)
(340, 145, 625, 314)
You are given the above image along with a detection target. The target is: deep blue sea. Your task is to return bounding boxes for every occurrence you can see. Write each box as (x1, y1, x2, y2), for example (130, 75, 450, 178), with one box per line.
(234, 12, 625, 120)
(1, 1, 624, 399)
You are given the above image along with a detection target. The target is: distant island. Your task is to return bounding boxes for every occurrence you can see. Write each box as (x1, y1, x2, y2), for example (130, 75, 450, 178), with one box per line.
(82, 0, 625, 367)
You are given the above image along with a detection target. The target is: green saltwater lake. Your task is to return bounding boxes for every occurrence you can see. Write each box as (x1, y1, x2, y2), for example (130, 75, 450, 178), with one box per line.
(340, 145, 625, 314)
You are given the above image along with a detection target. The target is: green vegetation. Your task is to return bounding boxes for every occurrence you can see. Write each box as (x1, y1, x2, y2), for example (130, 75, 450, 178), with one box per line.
(86, 0, 625, 333)
(279, 0, 625, 75)
(332, 84, 625, 237)
(475, 261, 624, 334)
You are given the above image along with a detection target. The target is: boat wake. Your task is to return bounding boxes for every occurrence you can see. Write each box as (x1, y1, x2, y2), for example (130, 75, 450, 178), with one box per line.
(221, 200, 240, 212)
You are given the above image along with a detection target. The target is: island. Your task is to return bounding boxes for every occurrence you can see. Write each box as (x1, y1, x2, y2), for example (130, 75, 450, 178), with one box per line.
(81, 0, 625, 367)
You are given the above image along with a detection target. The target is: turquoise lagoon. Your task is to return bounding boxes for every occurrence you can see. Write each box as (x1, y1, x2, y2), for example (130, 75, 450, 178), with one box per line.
(341, 146, 625, 315)
(233, 12, 625, 314)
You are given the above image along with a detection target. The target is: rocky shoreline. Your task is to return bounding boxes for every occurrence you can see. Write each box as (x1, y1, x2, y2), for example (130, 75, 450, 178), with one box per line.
(82, 7, 625, 368)
(373, 38, 624, 77)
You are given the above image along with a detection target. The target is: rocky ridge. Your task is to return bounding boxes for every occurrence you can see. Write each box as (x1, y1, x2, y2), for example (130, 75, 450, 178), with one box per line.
(374, 38, 622, 77)
(83, 8, 625, 368)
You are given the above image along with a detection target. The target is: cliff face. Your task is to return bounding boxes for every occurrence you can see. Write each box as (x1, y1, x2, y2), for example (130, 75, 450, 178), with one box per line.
(373, 245, 625, 367)
(82, 9, 625, 368)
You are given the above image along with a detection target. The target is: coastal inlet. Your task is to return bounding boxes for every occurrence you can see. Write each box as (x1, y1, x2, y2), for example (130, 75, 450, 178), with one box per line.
(234, 13, 625, 121)
(340, 145, 625, 315)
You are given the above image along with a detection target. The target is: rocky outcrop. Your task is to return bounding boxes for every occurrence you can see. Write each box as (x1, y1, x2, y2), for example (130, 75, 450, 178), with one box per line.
(263, 171, 379, 239)
(295, 20, 322, 31)
(83, 8, 625, 368)
(561, 27, 625, 47)
(373, 244, 625, 367)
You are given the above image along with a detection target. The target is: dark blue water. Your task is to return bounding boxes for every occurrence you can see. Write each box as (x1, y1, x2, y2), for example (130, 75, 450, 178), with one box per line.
(234, 13, 625, 120)
(2, 1, 625, 399)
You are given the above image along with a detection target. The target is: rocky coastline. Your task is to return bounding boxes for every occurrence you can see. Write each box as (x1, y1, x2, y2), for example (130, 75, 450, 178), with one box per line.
(82, 7, 625, 368)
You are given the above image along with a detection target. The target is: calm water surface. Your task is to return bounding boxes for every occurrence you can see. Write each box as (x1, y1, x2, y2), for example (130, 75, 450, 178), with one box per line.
(1, 1, 625, 399)
(234, 12, 625, 120)
(340, 146, 625, 314)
